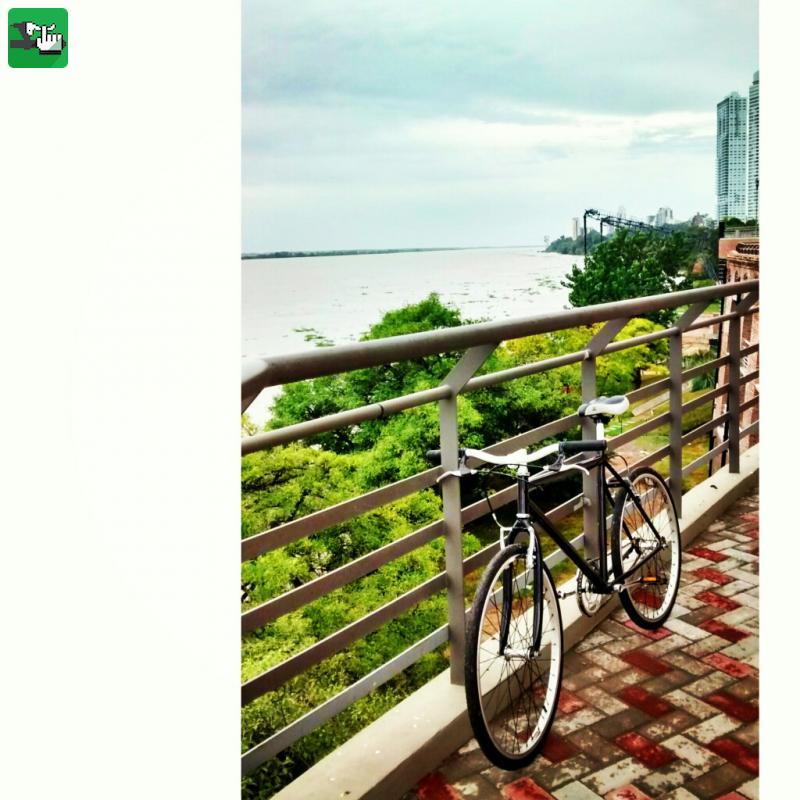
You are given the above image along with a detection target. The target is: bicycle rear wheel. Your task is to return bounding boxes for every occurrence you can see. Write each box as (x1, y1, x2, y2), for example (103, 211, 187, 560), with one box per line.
(464, 543, 563, 769)
(611, 467, 681, 629)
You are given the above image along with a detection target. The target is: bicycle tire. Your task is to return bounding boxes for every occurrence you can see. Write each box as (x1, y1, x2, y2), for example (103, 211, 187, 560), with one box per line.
(611, 467, 681, 629)
(464, 543, 563, 769)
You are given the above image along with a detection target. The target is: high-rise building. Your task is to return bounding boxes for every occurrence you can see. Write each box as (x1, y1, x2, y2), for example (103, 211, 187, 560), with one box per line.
(655, 207, 674, 227)
(747, 71, 759, 221)
(716, 92, 748, 220)
(571, 217, 580, 239)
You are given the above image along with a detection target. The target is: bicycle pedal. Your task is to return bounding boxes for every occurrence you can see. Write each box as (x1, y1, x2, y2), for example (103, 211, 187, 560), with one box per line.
(557, 589, 577, 599)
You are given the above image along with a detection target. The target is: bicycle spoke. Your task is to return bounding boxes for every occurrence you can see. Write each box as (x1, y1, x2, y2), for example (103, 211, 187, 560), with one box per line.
(469, 547, 562, 762)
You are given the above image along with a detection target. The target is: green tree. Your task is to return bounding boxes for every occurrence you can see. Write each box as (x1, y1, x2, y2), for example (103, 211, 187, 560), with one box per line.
(270, 294, 468, 453)
(562, 229, 694, 325)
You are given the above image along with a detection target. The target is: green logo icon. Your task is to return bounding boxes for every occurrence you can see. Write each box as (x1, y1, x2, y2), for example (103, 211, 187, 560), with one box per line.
(8, 8, 68, 68)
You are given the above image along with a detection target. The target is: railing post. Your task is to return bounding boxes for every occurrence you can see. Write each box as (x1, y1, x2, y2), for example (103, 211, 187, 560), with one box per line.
(727, 312, 742, 474)
(668, 333, 683, 517)
(582, 318, 628, 562)
(669, 302, 707, 515)
(581, 357, 599, 563)
(727, 291, 758, 475)
(438, 344, 496, 685)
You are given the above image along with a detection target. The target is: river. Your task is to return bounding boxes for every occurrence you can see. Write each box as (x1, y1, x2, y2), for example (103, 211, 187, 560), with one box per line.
(242, 246, 581, 425)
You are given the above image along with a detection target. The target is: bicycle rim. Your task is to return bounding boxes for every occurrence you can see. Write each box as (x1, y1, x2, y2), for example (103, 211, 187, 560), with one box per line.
(467, 545, 563, 764)
(614, 469, 681, 624)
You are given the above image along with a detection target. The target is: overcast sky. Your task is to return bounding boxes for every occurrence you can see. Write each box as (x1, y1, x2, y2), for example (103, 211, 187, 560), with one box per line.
(243, 1, 758, 252)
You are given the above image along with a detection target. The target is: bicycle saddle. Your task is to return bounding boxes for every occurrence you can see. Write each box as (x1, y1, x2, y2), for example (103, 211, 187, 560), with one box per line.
(578, 395, 630, 418)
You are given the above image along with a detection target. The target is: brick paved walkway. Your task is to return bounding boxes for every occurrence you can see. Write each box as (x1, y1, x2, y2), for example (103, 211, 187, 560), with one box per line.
(410, 492, 759, 800)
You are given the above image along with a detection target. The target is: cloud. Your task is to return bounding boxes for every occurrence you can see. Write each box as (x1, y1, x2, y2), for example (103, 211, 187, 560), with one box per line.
(242, 1, 757, 250)
(406, 109, 715, 152)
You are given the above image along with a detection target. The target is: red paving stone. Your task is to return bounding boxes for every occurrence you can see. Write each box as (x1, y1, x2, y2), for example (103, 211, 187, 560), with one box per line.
(501, 777, 554, 800)
(693, 566, 734, 585)
(630, 587, 662, 609)
(620, 649, 671, 676)
(415, 492, 759, 800)
(416, 773, 462, 800)
(702, 652, 756, 678)
(708, 737, 759, 774)
(605, 786, 653, 800)
(614, 732, 676, 768)
(699, 619, 750, 643)
(556, 688, 586, 714)
(695, 589, 741, 611)
(705, 691, 760, 722)
(540, 731, 577, 763)
(622, 620, 672, 640)
(688, 546, 727, 563)
(618, 686, 673, 717)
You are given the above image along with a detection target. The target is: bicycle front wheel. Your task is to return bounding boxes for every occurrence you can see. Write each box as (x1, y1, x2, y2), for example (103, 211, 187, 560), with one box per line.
(611, 467, 681, 629)
(464, 543, 563, 769)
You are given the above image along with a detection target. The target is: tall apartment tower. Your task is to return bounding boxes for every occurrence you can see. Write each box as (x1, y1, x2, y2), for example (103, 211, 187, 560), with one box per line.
(747, 71, 759, 220)
(716, 92, 748, 220)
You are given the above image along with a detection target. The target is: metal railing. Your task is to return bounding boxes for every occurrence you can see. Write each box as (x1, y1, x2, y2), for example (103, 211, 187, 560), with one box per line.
(240, 279, 759, 775)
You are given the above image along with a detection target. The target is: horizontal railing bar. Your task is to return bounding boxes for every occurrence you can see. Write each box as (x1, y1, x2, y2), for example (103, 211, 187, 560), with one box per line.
(740, 395, 759, 414)
(634, 444, 671, 470)
(683, 305, 759, 333)
(741, 343, 759, 359)
(242, 386, 450, 454)
(681, 385, 729, 415)
(627, 377, 670, 405)
(481, 415, 580, 459)
(241, 573, 445, 705)
(241, 467, 440, 562)
(464, 351, 588, 392)
(681, 412, 729, 447)
(242, 342, 746, 461)
(603, 327, 677, 354)
(684, 313, 733, 332)
(682, 354, 730, 381)
(462, 540, 500, 575)
(740, 420, 759, 439)
(608, 412, 670, 449)
(682, 442, 729, 478)
(242, 520, 443, 633)
(544, 533, 586, 570)
(241, 624, 449, 774)
(243, 281, 758, 399)
(742, 369, 759, 386)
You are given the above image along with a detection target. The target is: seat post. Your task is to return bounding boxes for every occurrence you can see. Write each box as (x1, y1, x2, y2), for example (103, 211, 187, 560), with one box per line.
(581, 360, 600, 564)
(595, 419, 605, 440)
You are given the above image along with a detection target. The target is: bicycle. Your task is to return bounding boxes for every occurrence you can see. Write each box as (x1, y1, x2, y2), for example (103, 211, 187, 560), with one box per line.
(426, 394, 681, 770)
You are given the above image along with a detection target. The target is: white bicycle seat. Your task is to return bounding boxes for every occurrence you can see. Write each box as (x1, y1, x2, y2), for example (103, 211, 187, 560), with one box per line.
(578, 395, 630, 418)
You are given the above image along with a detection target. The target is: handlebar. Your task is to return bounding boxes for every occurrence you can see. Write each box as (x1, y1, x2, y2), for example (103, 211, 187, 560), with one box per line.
(558, 440, 606, 455)
(426, 443, 561, 468)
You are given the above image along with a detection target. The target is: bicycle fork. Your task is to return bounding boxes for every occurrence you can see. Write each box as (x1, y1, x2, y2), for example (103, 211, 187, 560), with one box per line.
(499, 469, 544, 659)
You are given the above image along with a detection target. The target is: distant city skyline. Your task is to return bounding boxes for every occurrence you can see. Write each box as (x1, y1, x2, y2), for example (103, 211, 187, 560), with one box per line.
(244, 1, 758, 251)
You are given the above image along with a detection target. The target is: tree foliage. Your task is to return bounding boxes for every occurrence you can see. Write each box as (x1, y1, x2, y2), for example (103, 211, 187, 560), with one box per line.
(562, 229, 694, 325)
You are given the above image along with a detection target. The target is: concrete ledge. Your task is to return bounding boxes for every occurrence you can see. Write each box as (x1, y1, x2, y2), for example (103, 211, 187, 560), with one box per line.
(273, 447, 758, 800)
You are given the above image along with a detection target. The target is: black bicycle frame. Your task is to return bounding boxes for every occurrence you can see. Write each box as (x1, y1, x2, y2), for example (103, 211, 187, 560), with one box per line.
(507, 454, 666, 598)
